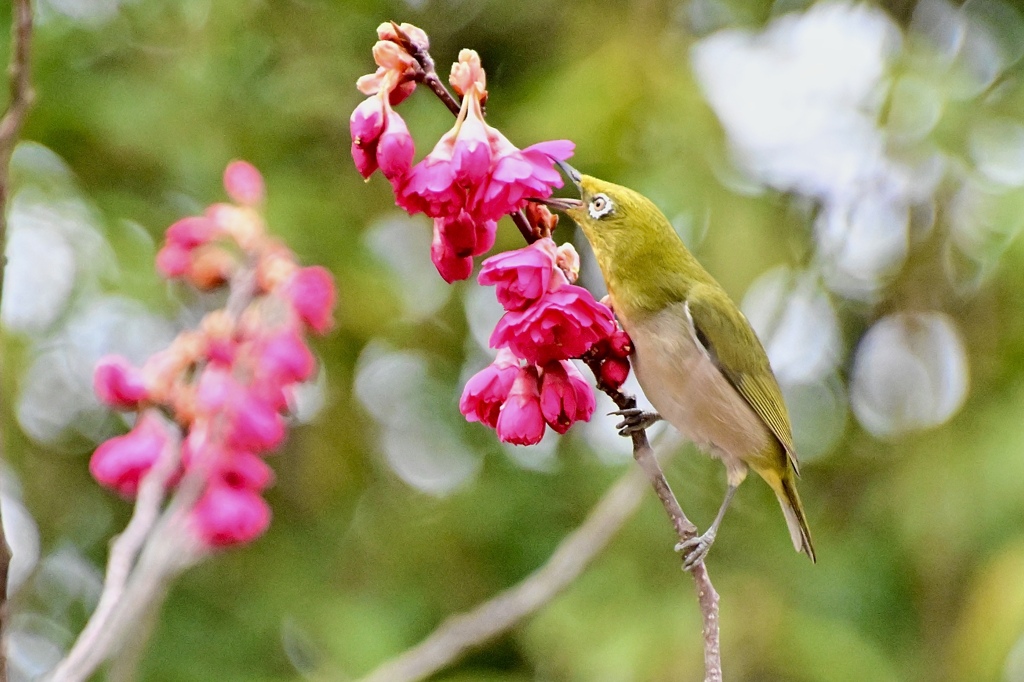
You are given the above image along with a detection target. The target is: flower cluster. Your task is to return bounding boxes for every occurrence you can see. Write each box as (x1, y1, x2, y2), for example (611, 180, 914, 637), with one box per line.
(91, 161, 336, 547)
(352, 24, 632, 446)
(460, 238, 627, 445)
(349, 26, 574, 282)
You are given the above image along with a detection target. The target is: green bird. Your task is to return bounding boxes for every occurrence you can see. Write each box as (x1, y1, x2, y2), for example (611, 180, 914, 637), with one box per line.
(544, 166, 815, 568)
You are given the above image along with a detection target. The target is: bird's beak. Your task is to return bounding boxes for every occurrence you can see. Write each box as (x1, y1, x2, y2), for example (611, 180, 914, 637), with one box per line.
(537, 160, 584, 211)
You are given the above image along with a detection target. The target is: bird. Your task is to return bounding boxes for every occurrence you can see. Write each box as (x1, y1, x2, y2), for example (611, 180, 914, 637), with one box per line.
(543, 164, 815, 569)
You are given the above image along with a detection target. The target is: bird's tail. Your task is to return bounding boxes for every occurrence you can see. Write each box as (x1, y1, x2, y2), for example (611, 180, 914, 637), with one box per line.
(765, 469, 816, 563)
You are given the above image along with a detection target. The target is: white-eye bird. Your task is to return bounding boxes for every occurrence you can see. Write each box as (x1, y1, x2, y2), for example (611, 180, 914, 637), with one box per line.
(544, 165, 815, 568)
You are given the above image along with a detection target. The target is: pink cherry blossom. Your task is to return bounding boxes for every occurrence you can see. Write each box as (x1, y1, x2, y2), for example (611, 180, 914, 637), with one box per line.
(89, 413, 169, 498)
(450, 96, 491, 186)
(470, 139, 574, 222)
(155, 243, 191, 278)
(539, 360, 595, 434)
(435, 211, 496, 259)
(94, 355, 148, 409)
(227, 390, 287, 454)
(223, 160, 265, 206)
(395, 133, 462, 217)
(459, 349, 519, 428)
(430, 220, 474, 282)
(257, 327, 315, 386)
(377, 109, 415, 181)
(191, 479, 271, 547)
(281, 266, 336, 334)
(489, 283, 617, 364)
(166, 216, 221, 250)
(477, 238, 557, 311)
(217, 450, 275, 491)
(495, 366, 545, 445)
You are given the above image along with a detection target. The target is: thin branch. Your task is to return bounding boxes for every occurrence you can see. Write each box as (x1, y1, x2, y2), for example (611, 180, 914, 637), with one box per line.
(584, 357, 722, 681)
(0, 3, 34, 680)
(0, 0, 34, 305)
(356, 435, 682, 682)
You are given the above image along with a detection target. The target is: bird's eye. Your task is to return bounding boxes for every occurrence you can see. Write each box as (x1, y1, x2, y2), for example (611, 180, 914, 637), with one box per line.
(589, 193, 614, 219)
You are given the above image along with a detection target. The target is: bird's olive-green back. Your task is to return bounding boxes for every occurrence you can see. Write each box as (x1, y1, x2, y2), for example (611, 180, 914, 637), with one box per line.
(568, 175, 799, 468)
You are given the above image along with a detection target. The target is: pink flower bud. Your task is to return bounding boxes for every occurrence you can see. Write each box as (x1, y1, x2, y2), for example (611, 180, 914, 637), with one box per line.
(223, 160, 265, 206)
(599, 357, 631, 390)
(555, 243, 581, 283)
(449, 49, 486, 97)
(94, 355, 148, 409)
(539, 360, 595, 434)
(155, 243, 191, 278)
(451, 97, 491, 186)
(227, 390, 286, 454)
(166, 216, 221, 250)
(352, 140, 379, 179)
(191, 479, 271, 547)
(495, 366, 546, 446)
(377, 108, 415, 181)
(459, 349, 519, 428)
(257, 327, 315, 386)
(478, 238, 557, 311)
(351, 97, 385, 149)
(490, 284, 616, 364)
(281, 266, 336, 334)
(218, 450, 275, 491)
(430, 220, 474, 283)
(89, 413, 170, 498)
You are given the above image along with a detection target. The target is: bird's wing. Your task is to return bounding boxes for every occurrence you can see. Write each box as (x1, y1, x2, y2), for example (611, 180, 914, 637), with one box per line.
(684, 284, 800, 474)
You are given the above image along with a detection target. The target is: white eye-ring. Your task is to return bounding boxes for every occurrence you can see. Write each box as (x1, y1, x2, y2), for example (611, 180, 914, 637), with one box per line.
(589, 193, 614, 219)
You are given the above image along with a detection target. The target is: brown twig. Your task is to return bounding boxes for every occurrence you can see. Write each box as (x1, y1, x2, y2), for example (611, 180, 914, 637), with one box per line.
(0, 2, 33, 680)
(583, 359, 722, 681)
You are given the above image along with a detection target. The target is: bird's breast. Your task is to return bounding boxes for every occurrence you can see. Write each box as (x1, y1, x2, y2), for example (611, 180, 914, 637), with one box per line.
(619, 303, 771, 465)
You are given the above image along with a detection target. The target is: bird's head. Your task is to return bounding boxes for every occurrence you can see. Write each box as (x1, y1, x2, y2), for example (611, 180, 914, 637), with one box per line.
(541, 162, 674, 261)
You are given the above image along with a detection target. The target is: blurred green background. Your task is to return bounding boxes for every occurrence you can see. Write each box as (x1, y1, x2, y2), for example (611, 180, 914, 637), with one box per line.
(4, 0, 1024, 680)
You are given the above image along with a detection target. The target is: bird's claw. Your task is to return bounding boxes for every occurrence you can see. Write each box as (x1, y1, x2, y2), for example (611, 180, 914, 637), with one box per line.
(675, 529, 717, 571)
(609, 408, 662, 436)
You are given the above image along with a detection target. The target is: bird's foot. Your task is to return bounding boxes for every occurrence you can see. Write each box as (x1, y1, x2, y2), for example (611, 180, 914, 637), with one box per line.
(675, 529, 717, 572)
(610, 408, 662, 436)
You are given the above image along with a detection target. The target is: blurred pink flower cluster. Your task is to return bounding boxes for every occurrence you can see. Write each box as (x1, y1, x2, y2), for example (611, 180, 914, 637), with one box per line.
(350, 25, 574, 282)
(351, 24, 632, 445)
(91, 161, 336, 547)
(461, 238, 630, 445)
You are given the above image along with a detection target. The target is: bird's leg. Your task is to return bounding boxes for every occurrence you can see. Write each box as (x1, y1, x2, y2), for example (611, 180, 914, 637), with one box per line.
(676, 484, 738, 571)
(611, 408, 662, 436)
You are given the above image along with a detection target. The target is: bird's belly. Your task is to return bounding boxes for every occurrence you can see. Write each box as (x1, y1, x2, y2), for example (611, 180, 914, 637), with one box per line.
(625, 309, 771, 464)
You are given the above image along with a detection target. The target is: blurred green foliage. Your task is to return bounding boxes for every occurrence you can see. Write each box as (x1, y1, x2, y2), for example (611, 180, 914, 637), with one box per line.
(5, 0, 1024, 680)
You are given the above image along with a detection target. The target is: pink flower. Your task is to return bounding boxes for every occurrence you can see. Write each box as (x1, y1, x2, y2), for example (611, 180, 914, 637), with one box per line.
(459, 349, 519, 428)
(191, 479, 271, 547)
(477, 239, 557, 311)
(227, 389, 286, 454)
(257, 328, 315, 386)
(490, 283, 617, 364)
(377, 108, 415, 181)
(89, 413, 169, 497)
(166, 216, 221, 250)
(395, 133, 462, 217)
(450, 96, 491, 186)
(281, 266, 336, 334)
(430, 220, 474, 283)
(94, 355, 148, 409)
(155, 243, 191, 278)
(223, 160, 265, 206)
(471, 139, 574, 222)
(351, 95, 414, 181)
(495, 366, 545, 445)
(539, 360, 595, 434)
(436, 211, 496, 259)
(218, 450, 275, 491)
